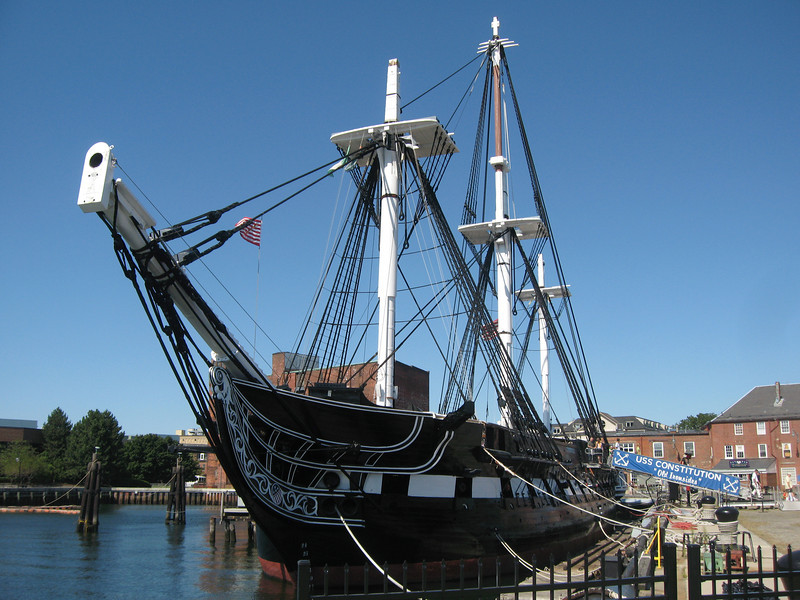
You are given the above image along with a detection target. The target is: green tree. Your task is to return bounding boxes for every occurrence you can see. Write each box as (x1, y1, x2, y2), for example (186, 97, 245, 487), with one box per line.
(179, 452, 199, 482)
(675, 412, 717, 431)
(41, 407, 72, 482)
(0, 441, 49, 485)
(66, 409, 126, 485)
(123, 434, 178, 485)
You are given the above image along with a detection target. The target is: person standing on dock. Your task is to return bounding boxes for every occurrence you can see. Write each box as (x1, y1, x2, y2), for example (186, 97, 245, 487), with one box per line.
(785, 473, 797, 501)
(750, 469, 762, 499)
(680, 453, 693, 506)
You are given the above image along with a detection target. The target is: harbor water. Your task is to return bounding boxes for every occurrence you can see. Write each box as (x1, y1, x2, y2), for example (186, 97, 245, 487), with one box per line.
(1, 504, 294, 599)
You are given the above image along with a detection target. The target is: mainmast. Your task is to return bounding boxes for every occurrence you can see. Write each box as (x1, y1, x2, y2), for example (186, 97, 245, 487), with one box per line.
(461, 19, 556, 429)
(488, 17, 514, 390)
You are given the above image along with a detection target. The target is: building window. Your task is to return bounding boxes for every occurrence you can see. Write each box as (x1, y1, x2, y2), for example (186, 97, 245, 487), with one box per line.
(734, 423, 743, 435)
(622, 442, 635, 453)
(756, 422, 766, 435)
(683, 441, 695, 456)
(758, 444, 768, 458)
(735, 445, 745, 459)
(552, 427, 561, 434)
(781, 421, 790, 435)
(724, 445, 733, 459)
(625, 421, 634, 428)
(783, 443, 793, 459)
(653, 442, 664, 458)
(199, 453, 206, 461)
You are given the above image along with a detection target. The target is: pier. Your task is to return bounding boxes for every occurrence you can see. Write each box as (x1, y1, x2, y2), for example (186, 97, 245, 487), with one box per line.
(0, 486, 238, 507)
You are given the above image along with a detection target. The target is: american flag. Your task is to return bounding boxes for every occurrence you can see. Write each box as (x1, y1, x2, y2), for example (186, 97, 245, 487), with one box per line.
(480, 319, 499, 340)
(236, 217, 262, 247)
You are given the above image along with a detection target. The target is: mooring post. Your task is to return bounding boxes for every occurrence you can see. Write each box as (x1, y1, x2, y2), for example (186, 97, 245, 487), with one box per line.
(247, 520, 255, 544)
(224, 517, 236, 543)
(295, 560, 311, 600)
(77, 450, 101, 533)
(165, 454, 186, 524)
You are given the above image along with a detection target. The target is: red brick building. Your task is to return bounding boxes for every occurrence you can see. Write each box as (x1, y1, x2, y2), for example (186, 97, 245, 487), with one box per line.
(708, 382, 799, 492)
(177, 429, 231, 488)
(557, 413, 712, 473)
(0, 419, 43, 446)
(268, 352, 429, 412)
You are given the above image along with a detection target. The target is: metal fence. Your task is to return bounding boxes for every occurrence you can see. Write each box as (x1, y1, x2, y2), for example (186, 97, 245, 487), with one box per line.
(296, 542, 800, 600)
(296, 543, 679, 600)
(687, 543, 797, 600)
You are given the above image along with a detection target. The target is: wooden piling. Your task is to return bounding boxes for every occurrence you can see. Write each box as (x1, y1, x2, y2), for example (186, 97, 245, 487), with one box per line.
(223, 517, 236, 543)
(76, 452, 101, 533)
(165, 456, 186, 524)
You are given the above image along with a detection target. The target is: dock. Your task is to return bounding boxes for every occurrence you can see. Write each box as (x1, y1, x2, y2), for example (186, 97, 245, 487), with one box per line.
(0, 486, 238, 507)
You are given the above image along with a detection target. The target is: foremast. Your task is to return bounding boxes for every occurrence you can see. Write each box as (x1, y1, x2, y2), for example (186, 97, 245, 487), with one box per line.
(375, 59, 401, 408)
(329, 64, 458, 410)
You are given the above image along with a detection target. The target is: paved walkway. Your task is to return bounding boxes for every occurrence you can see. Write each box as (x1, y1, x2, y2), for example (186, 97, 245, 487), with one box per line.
(738, 507, 800, 550)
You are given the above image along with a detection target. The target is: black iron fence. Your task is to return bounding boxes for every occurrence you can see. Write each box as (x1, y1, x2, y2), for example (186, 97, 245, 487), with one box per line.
(297, 543, 679, 599)
(296, 542, 800, 600)
(687, 543, 798, 600)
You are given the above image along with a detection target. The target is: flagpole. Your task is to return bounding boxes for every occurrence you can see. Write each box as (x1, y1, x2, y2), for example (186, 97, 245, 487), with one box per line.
(253, 241, 261, 356)
(236, 217, 263, 357)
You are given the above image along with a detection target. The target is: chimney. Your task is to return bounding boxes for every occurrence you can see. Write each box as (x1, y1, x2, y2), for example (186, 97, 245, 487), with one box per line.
(774, 381, 784, 407)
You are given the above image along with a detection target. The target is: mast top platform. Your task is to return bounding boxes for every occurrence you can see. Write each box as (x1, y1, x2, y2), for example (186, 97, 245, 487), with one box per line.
(477, 16, 518, 54)
(330, 117, 458, 166)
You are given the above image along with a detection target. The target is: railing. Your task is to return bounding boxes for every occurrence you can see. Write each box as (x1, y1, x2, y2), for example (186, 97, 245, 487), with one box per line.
(687, 543, 798, 600)
(297, 542, 800, 600)
(296, 543, 679, 600)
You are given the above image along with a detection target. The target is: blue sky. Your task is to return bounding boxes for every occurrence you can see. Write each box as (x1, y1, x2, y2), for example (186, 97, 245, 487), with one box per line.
(1, 2, 798, 435)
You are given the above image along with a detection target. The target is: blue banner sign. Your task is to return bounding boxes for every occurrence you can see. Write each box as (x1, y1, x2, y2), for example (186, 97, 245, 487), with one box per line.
(612, 450, 741, 496)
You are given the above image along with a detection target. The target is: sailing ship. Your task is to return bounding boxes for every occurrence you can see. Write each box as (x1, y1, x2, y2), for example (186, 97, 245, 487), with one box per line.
(77, 18, 617, 580)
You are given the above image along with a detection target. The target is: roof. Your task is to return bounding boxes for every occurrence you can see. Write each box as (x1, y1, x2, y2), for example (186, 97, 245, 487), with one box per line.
(711, 382, 800, 423)
(557, 413, 668, 434)
(0, 418, 37, 428)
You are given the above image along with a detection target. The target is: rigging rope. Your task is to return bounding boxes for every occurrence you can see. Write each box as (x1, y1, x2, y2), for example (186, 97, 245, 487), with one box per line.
(556, 461, 650, 516)
(335, 506, 407, 592)
(401, 53, 484, 112)
(483, 448, 652, 532)
(501, 52, 605, 443)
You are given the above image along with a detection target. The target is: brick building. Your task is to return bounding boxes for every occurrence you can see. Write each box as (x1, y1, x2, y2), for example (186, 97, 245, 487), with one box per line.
(708, 382, 799, 491)
(556, 412, 713, 471)
(176, 428, 231, 488)
(0, 419, 43, 447)
(268, 352, 429, 412)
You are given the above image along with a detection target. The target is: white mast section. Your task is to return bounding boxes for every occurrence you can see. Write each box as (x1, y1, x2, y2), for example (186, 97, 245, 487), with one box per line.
(538, 254, 551, 431)
(489, 18, 513, 394)
(516, 254, 570, 433)
(375, 59, 401, 408)
(330, 64, 458, 410)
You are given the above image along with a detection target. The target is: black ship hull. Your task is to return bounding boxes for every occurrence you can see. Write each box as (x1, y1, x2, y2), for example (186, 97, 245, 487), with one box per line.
(210, 367, 616, 577)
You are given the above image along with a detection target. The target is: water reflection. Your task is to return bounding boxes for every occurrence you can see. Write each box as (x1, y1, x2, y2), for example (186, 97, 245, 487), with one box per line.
(1, 504, 292, 599)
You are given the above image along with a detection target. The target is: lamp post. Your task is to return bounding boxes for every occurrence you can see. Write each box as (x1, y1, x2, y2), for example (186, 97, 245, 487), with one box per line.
(16, 457, 20, 487)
